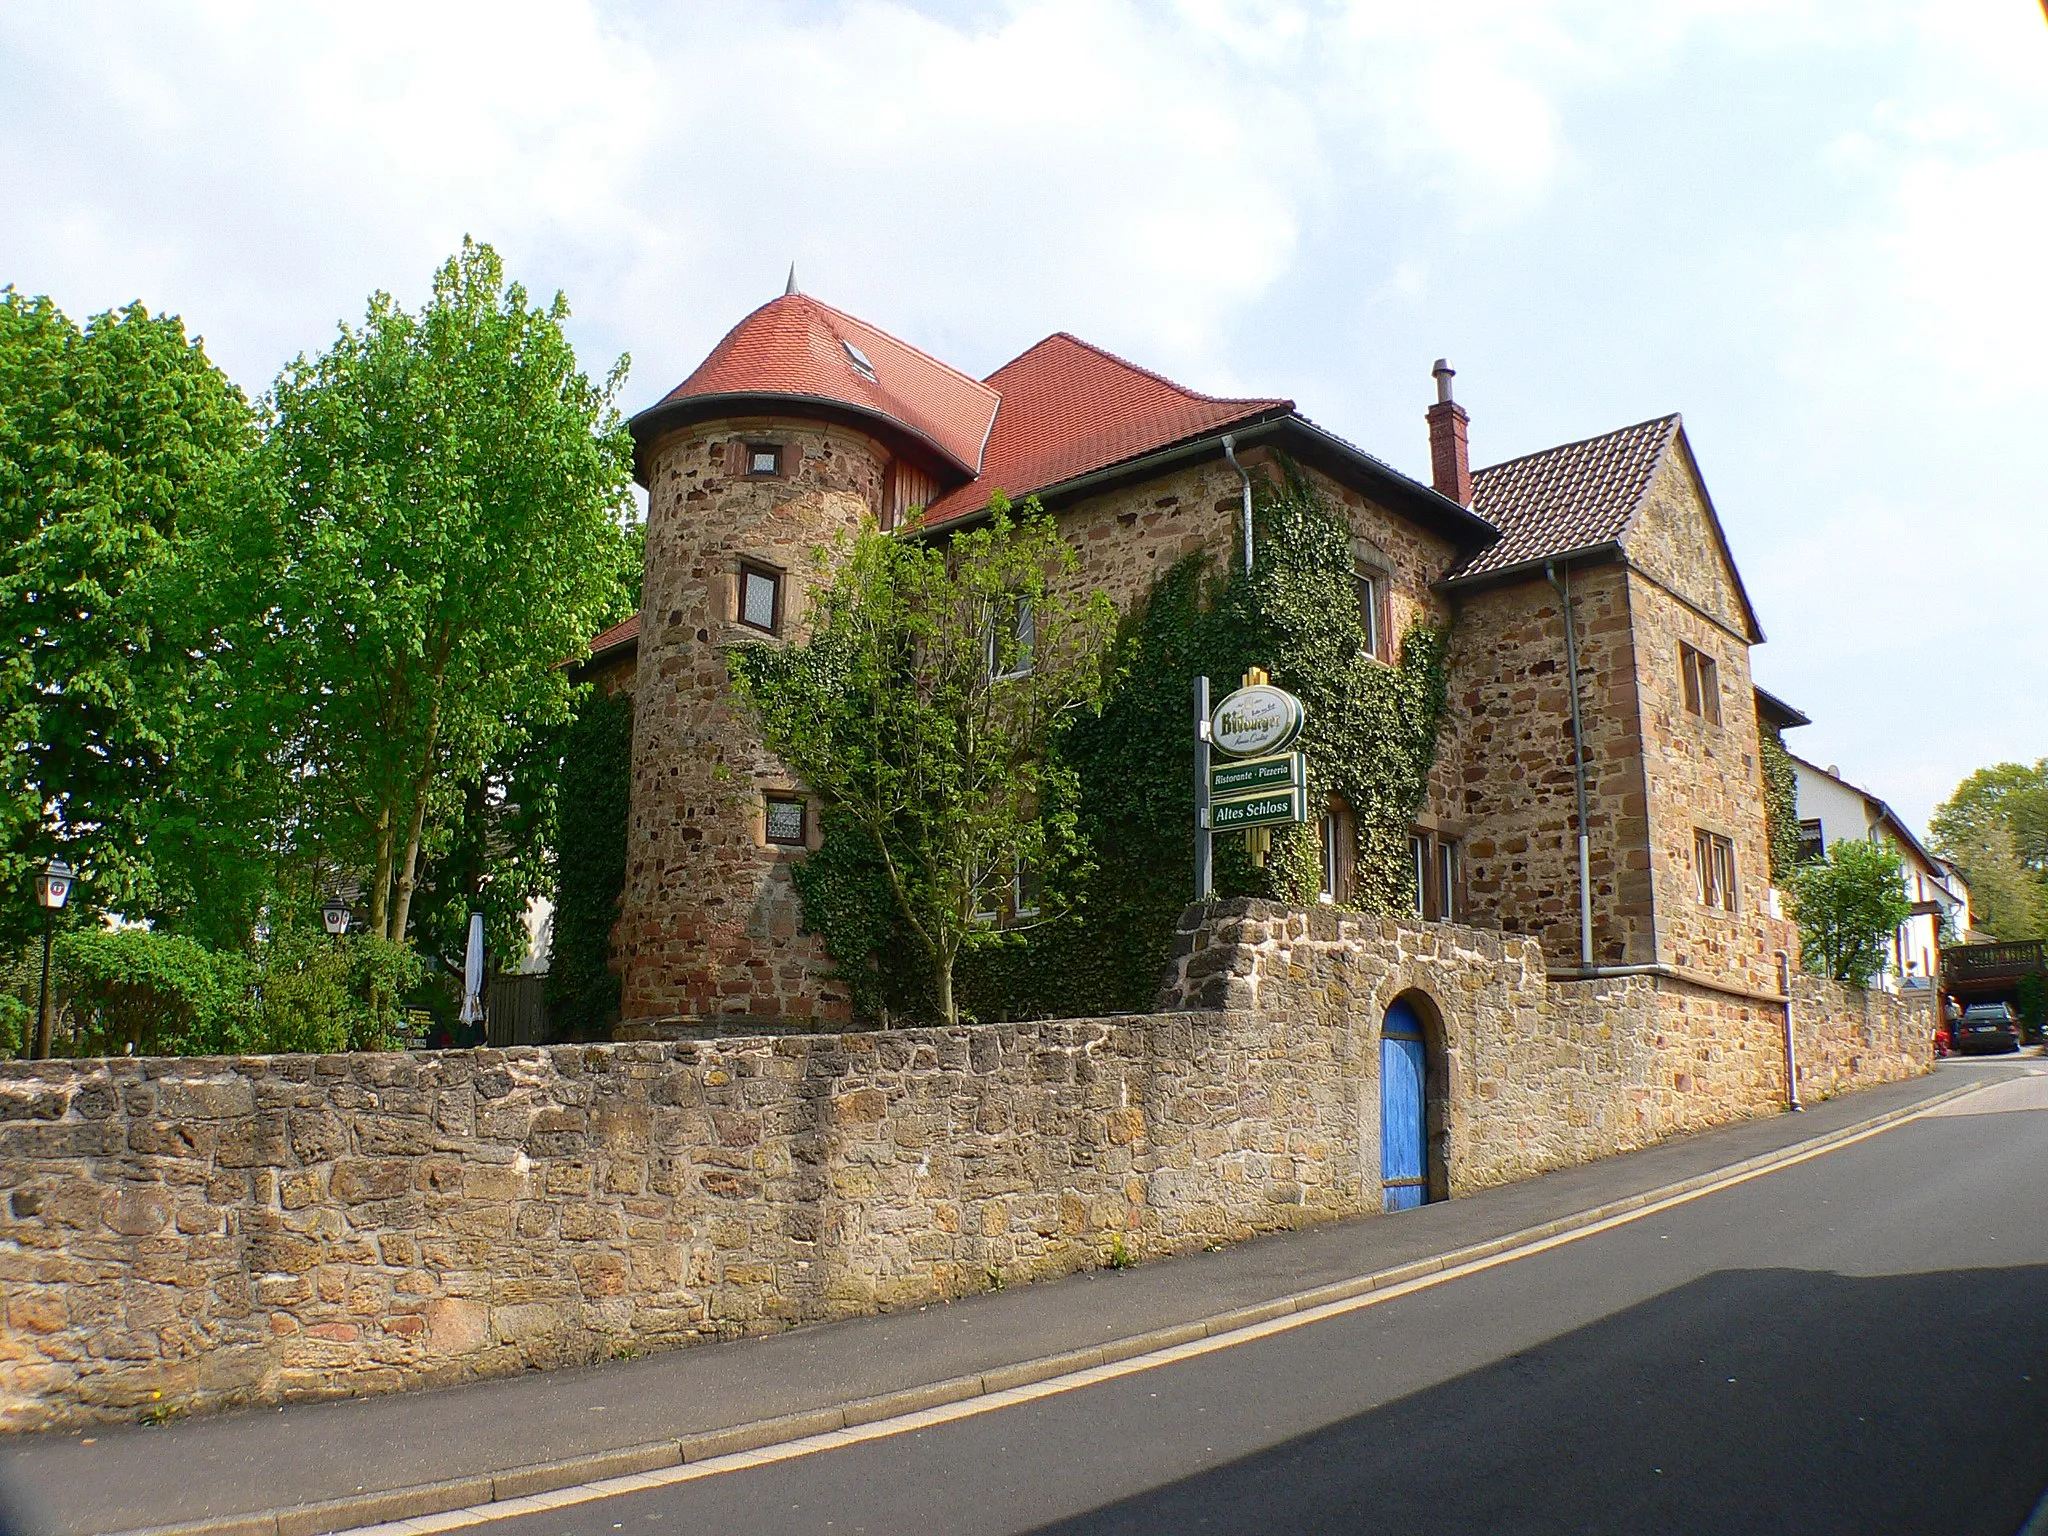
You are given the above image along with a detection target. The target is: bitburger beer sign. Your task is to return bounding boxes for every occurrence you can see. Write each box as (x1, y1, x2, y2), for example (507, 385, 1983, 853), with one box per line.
(1209, 683, 1304, 759)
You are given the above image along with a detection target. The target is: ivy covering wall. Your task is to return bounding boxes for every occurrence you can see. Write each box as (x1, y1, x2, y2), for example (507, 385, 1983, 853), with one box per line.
(791, 464, 1451, 1023)
(1759, 724, 1801, 884)
(546, 686, 634, 1036)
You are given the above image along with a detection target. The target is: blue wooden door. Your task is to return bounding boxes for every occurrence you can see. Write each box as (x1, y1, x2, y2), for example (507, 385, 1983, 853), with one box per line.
(1381, 1001, 1428, 1212)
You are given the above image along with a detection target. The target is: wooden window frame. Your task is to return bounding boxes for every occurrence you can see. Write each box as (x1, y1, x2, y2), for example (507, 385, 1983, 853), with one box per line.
(1694, 828, 1738, 912)
(737, 560, 784, 636)
(763, 794, 808, 848)
(1680, 643, 1721, 725)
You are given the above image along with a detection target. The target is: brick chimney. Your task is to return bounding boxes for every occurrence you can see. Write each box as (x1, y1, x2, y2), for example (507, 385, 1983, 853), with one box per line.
(1426, 358, 1472, 505)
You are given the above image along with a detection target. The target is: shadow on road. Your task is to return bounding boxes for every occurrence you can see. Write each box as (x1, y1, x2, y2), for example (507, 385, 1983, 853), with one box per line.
(1033, 1264, 2048, 1536)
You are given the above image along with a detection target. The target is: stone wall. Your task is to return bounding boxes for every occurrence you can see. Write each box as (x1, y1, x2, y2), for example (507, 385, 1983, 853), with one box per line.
(0, 1006, 1390, 1432)
(1157, 899, 1932, 1193)
(1448, 563, 1655, 964)
(1, 903, 1929, 1431)
(1791, 975, 1933, 1100)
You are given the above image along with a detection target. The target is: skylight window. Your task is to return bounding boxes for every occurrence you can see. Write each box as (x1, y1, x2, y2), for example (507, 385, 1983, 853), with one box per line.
(842, 339, 877, 380)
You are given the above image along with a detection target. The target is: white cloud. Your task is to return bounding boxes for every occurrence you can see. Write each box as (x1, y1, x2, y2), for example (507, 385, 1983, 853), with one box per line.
(4, 0, 2045, 831)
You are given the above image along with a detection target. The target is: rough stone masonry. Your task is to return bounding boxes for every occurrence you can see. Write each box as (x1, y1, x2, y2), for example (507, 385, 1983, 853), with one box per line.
(0, 904, 1928, 1430)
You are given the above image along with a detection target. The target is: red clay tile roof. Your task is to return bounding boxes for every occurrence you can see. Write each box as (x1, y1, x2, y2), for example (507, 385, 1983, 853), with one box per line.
(654, 294, 999, 475)
(586, 615, 639, 659)
(1450, 414, 1681, 580)
(923, 334, 1288, 525)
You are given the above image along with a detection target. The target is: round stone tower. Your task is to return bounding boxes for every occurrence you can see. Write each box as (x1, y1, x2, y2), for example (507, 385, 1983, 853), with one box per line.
(617, 290, 998, 1029)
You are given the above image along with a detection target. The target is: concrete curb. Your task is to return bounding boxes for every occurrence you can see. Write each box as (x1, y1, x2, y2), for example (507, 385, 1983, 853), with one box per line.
(113, 1078, 1985, 1536)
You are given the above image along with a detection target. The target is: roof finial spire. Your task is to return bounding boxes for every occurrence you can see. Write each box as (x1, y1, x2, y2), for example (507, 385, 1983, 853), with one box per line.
(784, 263, 800, 297)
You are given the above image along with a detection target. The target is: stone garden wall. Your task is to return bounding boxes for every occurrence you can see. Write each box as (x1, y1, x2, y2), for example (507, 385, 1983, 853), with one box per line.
(0, 901, 1930, 1430)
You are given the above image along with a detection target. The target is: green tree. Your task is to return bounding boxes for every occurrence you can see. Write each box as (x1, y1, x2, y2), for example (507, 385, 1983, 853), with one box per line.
(731, 498, 1116, 1026)
(1931, 761, 2048, 939)
(0, 289, 255, 939)
(1790, 837, 1914, 986)
(221, 239, 639, 947)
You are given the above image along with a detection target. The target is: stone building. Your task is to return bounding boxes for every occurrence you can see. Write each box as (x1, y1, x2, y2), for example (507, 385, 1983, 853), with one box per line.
(588, 282, 1798, 1037)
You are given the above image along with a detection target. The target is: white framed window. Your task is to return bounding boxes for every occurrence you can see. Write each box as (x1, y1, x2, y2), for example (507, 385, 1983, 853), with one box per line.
(1437, 838, 1458, 921)
(1410, 833, 1429, 918)
(1012, 863, 1042, 919)
(1354, 563, 1387, 661)
(738, 562, 782, 634)
(986, 595, 1035, 680)
(1796, 818, 1825, 864)
(970, 863, 1001, 924)
(1320, 798, 1353, 904)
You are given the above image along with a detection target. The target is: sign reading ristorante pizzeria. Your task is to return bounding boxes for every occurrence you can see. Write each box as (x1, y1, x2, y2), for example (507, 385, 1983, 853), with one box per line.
(1210, 751, 1306, 801)
(1209, 683, 1304, 759)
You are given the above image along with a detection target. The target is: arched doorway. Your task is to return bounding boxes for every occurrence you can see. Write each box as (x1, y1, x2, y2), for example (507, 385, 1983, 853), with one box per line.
(1381, 998, 1430, 1212)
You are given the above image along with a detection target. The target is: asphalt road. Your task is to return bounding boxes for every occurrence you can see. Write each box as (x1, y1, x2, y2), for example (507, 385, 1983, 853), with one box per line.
(487, 1068, 2048, 1536)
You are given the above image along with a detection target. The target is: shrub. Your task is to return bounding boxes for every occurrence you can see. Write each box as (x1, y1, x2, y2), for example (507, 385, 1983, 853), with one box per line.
(11, 923, 424, 1058)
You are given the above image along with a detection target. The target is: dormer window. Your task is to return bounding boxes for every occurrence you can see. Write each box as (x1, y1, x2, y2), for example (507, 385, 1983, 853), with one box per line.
(842, 339, 877, 381)
(747, 443, 781, 477)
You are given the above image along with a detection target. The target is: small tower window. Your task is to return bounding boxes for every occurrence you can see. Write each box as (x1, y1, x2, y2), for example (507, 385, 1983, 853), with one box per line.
(764, 795, 807, 847)
(747, 443, 782, 477)
(738, 561, 783, 634)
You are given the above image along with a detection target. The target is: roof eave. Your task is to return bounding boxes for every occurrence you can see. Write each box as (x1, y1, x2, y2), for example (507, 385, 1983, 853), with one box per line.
(1753, 685, 1812, 730)
(628, 390, 979, 485)
(1441, 541, 1625, 592)
(919, 406, 1298, 533)
(569, 632, 639, 680)
(925, 410, 1500, 553)
(1273, 416, 1498, 552)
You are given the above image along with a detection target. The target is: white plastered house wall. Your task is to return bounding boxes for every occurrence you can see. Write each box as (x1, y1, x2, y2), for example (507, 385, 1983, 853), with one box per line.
(1790, 756, 1964, 993)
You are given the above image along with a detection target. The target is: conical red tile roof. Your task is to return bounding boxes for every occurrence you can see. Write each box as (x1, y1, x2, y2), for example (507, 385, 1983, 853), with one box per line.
(654, 293, 999, 475)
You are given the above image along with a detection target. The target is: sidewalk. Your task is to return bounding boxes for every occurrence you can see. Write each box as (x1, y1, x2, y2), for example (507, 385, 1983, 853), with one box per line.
(0, 1061, 2019, 1536)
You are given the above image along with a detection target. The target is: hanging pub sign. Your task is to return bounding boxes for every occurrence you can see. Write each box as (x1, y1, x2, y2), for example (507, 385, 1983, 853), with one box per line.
(1209, 683, 1305, 759)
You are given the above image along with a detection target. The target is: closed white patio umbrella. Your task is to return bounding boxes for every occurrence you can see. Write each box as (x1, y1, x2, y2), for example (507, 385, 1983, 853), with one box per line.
(459, 912, 485, 1031)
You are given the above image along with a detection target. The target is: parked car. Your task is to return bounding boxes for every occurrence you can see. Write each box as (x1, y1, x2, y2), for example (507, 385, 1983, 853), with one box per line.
(1953, 1001, 2022, 1055)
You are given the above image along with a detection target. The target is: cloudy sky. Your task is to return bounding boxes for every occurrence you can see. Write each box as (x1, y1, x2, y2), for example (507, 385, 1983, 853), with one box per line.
(3, 0, 2043, 836)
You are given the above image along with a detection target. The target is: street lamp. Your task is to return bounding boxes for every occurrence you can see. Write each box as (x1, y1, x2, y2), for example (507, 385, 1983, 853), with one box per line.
(30, 858, 74, 1062)
(321, 897, 351, 940)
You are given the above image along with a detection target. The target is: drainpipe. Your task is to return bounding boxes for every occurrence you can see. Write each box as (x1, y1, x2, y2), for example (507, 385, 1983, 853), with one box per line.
(1546, 560, 1594, 968)
(1222, 434, 1253, 575)
(1779, 949, 1802, 1110)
